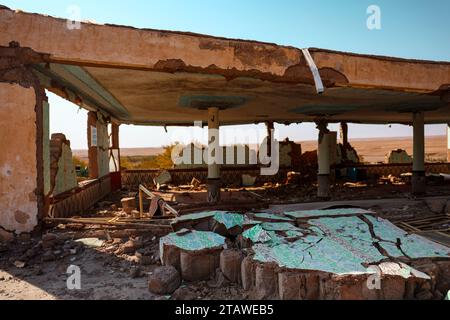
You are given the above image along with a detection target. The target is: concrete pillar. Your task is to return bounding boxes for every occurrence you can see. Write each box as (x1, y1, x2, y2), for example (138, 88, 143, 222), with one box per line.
(0, 83, 44, 237)
(266, 121, 274, 158)
(447, 123, 450, 163)
(87, 111, 99, 179)
(110, 123, 122, 191)
(317, 122, 331, 199)
(412, 112, 426, 195)
(0, 44, 48, 239)
(87, 111, 110, 179)
(207, 107, 221, 203)
(340, 122, 349, 148)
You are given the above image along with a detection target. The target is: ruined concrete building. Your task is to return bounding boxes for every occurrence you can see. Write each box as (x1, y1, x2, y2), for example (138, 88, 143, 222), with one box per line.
(0, 6, 450, 301)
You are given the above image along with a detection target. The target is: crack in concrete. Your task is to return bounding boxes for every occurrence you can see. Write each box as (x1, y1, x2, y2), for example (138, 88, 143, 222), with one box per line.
(0, 224, 15, 234)
(357, 215, 412, 262)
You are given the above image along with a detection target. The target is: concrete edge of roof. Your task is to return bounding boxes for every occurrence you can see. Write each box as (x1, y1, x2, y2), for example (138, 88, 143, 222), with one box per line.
(2, 5, 450, 66)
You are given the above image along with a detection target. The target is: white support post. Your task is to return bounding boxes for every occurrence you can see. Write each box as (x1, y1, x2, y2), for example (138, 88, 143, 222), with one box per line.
(317, 122, 331, 198)
(207, 107, 221, 203)
(412, 112, 426, 195)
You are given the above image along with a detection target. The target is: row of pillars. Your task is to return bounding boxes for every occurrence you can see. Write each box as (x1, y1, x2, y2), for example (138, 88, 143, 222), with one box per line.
(88, 106, 434, 203)
(317, 112, 428, 199)
(205, 109, 430, 203)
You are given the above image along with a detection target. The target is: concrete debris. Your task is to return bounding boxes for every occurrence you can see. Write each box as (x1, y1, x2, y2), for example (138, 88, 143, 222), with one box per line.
(121, 197, 136, 214)
(445, 200, 450, 214)
(286, 172, 301, 185)
(387, 149, 413, 164)
(207, 269, 230, 288)
(190, 178, 201, 189)
(42, 233, 60, 249)
(220, 249, 244, 284)
(13, 260, 26, 268)
(425, 198, 447, 214)
(242, 174, 257, 187)
(162, 207, 450, 299)
(2, 188, 450, 300)
(154, 170, 172, 186)
(121, 237, 143, 254)
(160, 229, 225, 281)
(75, 238, 105, 248)
(0, 229, 14, 243)
(171, 286, 197, 300)
(148, 266, 181, 294)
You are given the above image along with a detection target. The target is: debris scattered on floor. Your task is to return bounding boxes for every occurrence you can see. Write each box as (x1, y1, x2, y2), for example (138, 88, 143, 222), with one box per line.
(2, 186, 450, 300)
(157, 208, 450, 300)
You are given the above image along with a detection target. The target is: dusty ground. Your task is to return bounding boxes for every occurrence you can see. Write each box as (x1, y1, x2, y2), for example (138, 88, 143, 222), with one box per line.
(1, 181, 449, 300)
(0, 229, 246, 300)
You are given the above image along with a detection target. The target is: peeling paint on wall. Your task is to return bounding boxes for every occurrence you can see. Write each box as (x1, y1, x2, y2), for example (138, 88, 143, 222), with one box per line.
(0, 83, 39, 234)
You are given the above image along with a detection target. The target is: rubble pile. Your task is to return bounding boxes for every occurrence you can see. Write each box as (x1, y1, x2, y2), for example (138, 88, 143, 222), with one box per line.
(157, 208, 450, 300)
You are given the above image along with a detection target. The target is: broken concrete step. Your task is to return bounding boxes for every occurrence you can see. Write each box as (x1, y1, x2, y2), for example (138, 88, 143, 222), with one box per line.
(159, 229, 226, 282)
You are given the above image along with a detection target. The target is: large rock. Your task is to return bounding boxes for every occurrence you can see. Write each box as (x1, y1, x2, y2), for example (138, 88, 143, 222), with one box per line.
(148, 266, 181, 295)
(171, 287, 197, 300)
(425, 198, 447, 214)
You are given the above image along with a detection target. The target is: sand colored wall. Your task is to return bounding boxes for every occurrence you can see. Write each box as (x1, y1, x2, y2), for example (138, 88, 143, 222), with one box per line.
(0, 83, 39, 235)
(447, 124, 450, 162)
(97, 118, 110, 178)
(50, 135, 78, 196)
(43, 101, 50, 196)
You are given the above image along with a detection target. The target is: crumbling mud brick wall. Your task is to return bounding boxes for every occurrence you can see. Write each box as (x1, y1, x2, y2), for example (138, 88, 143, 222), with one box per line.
(50, 133, 78, 195)
(0, 43, 49, 240)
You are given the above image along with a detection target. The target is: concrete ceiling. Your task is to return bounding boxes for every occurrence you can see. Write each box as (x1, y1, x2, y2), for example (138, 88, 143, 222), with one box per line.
(34, 62, 450, 126)
(3, 7, 448, 126)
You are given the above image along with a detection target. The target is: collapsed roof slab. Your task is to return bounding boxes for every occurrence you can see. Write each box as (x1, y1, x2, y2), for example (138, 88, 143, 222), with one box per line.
(1, 7, 449, 125)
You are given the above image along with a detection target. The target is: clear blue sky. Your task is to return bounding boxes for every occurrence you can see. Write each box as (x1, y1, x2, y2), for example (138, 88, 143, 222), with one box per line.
(4, 0, 449, 149)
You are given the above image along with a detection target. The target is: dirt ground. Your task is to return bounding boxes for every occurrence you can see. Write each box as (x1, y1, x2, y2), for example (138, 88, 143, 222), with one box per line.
(0, 228, 246, 300)
(1, 183, 449, 300)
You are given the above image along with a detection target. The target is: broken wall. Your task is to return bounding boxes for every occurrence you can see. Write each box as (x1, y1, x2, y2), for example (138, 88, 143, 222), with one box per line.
(0, 83, 41, 238)
(50, 133, 78, 195)
(447, 124, 450, 162)
(387, 149, 413, 164)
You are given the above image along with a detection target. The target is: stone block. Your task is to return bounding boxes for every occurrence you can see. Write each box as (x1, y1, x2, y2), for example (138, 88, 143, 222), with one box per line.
(220, 249, 244, 284)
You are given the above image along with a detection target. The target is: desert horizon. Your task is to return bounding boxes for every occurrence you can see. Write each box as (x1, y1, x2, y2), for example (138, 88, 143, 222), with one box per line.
(73, 134, 448, 164)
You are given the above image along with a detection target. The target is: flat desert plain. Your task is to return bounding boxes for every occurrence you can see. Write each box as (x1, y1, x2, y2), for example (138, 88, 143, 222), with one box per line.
(73, 135, 448, 164)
